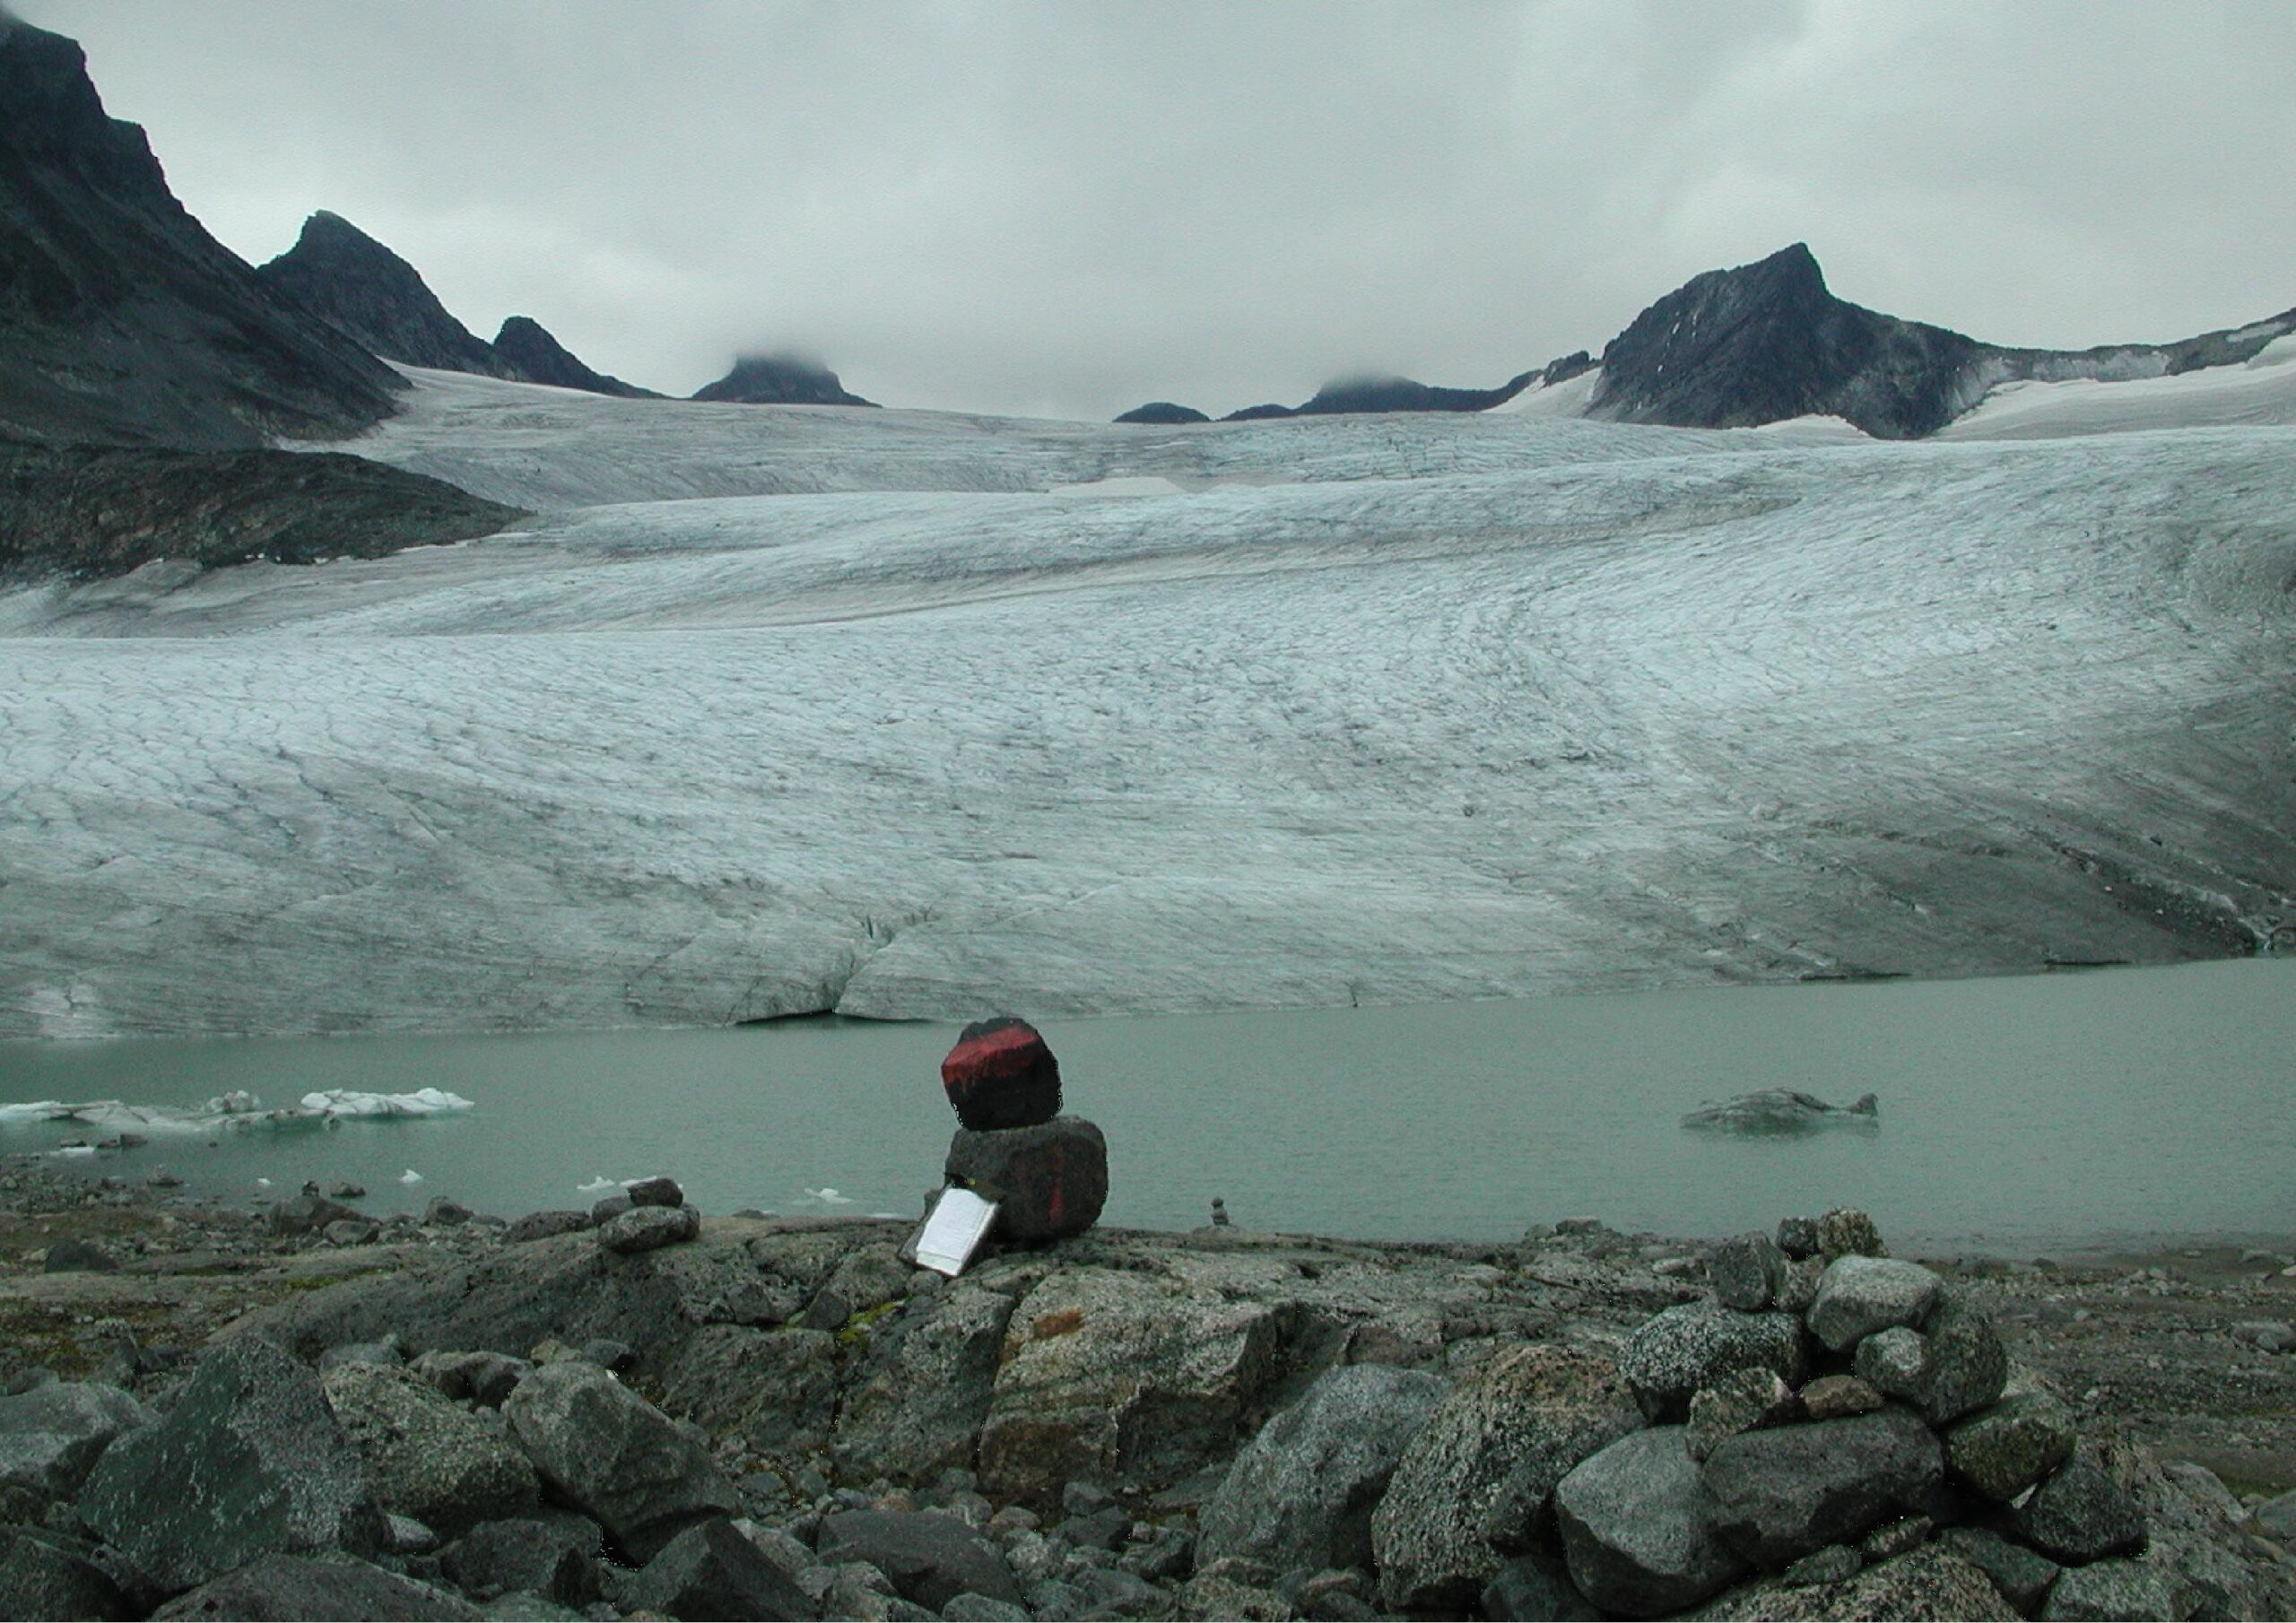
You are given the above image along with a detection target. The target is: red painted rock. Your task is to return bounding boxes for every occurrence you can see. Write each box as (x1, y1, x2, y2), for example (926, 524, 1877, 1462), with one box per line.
(945, 1116, 1108, 1241)
(940, 1017, 1063, 1131)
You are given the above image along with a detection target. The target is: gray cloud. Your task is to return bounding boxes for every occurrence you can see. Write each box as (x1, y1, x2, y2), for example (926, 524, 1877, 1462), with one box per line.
(22, 0, 2294, 419)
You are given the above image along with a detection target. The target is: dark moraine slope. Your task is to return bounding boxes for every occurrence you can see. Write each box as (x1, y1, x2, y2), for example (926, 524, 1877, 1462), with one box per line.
(691, 352, 878, 407)
(255, 211, 515, 379)
(0, 442, 521, 581)
(1590, 242, 2296, 438)
(491, 316, 662, 399)
(0, 18, 401, 447)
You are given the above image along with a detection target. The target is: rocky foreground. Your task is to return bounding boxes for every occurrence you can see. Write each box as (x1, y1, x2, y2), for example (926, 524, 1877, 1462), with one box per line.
(4, 1162, 2295, 1621)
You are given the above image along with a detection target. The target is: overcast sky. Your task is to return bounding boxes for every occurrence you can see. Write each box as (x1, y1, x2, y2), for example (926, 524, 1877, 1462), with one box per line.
(20, 0, 2295, 420)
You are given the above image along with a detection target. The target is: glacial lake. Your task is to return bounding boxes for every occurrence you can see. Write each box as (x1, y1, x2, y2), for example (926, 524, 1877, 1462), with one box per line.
(2, 959, 2291, 1255)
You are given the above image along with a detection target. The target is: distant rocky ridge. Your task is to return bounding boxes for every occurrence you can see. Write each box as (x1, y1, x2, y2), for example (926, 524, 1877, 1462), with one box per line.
(0, 442, 521, 581)
(491, 316, 661, 399)
(0, 18, 401, 448)
(1587, 243, 2296, 439)
(1130, 243, 2291, 436)
(1122, 353, 1593, 426)
(691, 352, 879, 407)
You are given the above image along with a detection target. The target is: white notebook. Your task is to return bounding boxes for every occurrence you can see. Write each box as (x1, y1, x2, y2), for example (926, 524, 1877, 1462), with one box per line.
(905, 1185, 1000, 1276)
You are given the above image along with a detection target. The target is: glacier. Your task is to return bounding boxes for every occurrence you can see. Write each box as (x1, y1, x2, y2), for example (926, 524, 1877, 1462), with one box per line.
(1, 366, 2291, 1037)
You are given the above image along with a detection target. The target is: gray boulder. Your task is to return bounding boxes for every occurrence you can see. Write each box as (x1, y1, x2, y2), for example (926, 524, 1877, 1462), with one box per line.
(625, 1176, 685, 1208)
(2040, 1557, 2191, 1621)
(1944, 1389, 2076, 1501)
(816, 1509, 1025, 1612)
(597, 1203, 700, 1254)
(322, 1362, 539, 1536)
(1481, 1550, 1601, 1620)
(1814, 1209, 1886, 1261)
(1853, 1326, 1933, 1400)
(1200, 1363, 1445, 1575)
(501, 1211, 591, 1245)
(0, 1381, 152, 1505)
(625, 1516, 813, 1621)
(2011, 1446, 2146, 1565)
(1552, 1427, 1746, 1618)
(1938, 1526, 2061, 1614)
(1617, 1301, 1808, 1421)
(835, 1283, 1016, 1485)
(149, 1553, 479, 1620)
(1912, 1286, 2007, 1425)
(1691, 1544, 2016, 1620)
(1684, 1368, 1796, 1462)
(78, 1336, 382, 1593)
(41, 1238, 116, 1273)
(0, 1527, 128, 1621)
(1806, 1257, 1939, 1351)
(1709, 1234, 1787, 1312)
(1371, 1342, 1640, 1612)
(410, 1350, 531, 1409)
(500, 1359, 737, 1561)
(1699, 1406, 1944, 1568)
(438, 1515, 601, 1607)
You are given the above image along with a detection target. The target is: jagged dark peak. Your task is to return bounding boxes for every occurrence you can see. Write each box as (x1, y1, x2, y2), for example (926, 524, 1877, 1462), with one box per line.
(691, 351, 877, 407)
(257, 211, 513, 378)
(491, 317, 661, 399)
(0, 22, 400, 447)
(1589, 242, 1983, 438)
(1114, 401, 1209, 425)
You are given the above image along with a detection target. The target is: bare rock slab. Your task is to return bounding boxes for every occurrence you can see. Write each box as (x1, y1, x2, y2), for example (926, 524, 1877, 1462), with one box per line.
(1200, 1362, 1446, 1577)
(323, 1362, 539, 1537)
(0, 1381, 152, 1506)
(77, 1336, 382, 1593)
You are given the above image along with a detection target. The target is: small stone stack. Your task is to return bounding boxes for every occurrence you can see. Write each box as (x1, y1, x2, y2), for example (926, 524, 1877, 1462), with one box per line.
(939, 1017, 1107, 1241)
(1539, 1208, 2152, 1619)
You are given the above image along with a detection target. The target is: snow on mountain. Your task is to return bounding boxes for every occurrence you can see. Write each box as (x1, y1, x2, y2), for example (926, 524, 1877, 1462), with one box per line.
(2, 367, 2289, 1037)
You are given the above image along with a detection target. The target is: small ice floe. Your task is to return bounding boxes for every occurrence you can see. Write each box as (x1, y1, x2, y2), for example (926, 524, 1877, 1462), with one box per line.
(399, 1168, 424, 1185)
(1681, 1089, 1880, 1134)
(577, 1175, 620, 1195)
(802, 1187, 855, 1206)
(50, 1144, 98, 1159)
(255, 1176, 273, 1187)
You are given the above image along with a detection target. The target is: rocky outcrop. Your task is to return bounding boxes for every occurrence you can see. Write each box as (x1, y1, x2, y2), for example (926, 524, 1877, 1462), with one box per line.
(1114, 402, 1210, 425)
(0, 441, 520, 582)
(490, 317, 662, 398)
(1207, 353, 1593, 423)
(498, 1359, 738, 1560)
(691, 352, 878, 407)
(255, 212, 512, 379)
(0, 20, 402, 447)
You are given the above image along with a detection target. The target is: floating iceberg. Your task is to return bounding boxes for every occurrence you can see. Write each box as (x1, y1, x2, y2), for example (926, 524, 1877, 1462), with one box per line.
(0, 1089, 473, 1135)
(1681, 1089, 1880, 1133)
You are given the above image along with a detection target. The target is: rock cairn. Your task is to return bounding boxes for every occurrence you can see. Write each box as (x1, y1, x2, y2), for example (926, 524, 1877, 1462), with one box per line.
(1535, 1209, 2152, 1619)
(940, 1017, 1107, 1242)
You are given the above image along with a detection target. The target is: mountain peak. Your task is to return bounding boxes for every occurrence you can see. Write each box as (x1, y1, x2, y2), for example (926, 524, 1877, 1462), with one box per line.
(491, 316, 660, 399)
(257, 212, 513, 378)
(692, 352, 877, 407)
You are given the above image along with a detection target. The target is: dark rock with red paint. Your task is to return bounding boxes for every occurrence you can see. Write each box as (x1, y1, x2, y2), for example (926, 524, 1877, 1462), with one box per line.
(941, 1017, 1063, 1131)
(945, 1117, 1108, 1241)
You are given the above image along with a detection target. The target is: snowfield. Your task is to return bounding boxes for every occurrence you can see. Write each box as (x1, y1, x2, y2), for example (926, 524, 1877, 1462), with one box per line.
(2, 368, 2291, 1037)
